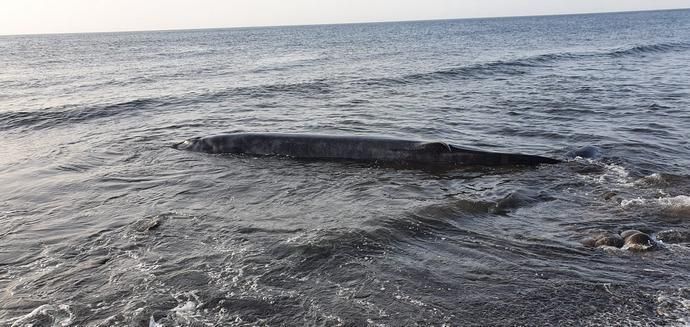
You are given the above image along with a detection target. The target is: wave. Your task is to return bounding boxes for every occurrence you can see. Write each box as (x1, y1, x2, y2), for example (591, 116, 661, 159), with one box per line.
(358, 55, 565, 87)
(0, 81, 331, 131)
(608, 42, 690, 57)
(264, 201, 491, 271)
(207, 80, 332, 100)
(3, 41, 686, 132)
(265, 193, 573, 274)
(0, 98, 163, 132)
(358, 41, 690, 86)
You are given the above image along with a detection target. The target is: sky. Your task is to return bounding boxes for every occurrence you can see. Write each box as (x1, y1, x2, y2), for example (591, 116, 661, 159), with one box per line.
(1, 0, 689, 35)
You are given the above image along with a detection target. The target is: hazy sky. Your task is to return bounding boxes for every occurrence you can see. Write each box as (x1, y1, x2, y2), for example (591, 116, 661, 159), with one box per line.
(1, 0, 689, 35)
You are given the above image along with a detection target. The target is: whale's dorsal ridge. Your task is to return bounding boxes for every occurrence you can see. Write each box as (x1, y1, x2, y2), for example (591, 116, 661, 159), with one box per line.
(417, 142, 452, 153)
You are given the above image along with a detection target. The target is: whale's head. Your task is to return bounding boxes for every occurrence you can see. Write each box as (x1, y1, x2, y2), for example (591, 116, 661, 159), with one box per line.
(173, 134, 245, 154)
(173, 137, 213, 152)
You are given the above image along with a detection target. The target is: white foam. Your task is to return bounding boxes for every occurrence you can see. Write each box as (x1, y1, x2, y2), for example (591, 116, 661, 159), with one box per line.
(154, 290, 205, 326)
(149, 315, 164, 327)
(621, 197, 647, 209)
(8, 304, 73, 327)
(394, 293, 427, 307)
(658, 195, 690, 216)
(579, 161, 633, 186)
(658, 195, 690, 209)
(621, 195, 690, 217)
(172, 301, 197, 316)
(635, 173, 666, 186)
(601, 163, 630, 184)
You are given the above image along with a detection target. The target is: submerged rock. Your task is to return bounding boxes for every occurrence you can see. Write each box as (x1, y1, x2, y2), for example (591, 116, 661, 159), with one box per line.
(602, 191, 618, 201)
(655, 229, 690, 244)
(131, 215, 163, 233)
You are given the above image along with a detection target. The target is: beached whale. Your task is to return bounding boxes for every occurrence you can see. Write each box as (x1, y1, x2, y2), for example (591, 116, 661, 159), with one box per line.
(173, 133, 561, 167)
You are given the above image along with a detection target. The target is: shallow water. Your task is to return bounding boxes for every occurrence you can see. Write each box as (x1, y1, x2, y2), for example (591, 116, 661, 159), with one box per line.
(1, 9, 690, 326)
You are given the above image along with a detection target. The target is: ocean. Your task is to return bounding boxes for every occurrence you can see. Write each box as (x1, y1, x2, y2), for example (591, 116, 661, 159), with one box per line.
(1, 9, 689, 326)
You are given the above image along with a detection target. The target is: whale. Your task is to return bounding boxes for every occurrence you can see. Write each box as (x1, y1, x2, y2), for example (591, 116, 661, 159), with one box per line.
(173, 133, 561, 167)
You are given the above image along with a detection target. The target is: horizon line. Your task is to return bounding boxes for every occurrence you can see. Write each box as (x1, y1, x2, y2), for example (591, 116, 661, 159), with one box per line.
(1, 6, 688, 37)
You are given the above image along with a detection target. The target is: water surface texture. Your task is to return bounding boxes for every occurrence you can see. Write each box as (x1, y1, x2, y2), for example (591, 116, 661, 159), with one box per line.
(1, 9, 690, 326)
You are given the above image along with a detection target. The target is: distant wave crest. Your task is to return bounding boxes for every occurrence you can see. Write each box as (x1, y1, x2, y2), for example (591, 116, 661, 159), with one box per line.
(608, 42, 690, 57)
(361, 41, 690, 86)
(0, 98, 161, 132)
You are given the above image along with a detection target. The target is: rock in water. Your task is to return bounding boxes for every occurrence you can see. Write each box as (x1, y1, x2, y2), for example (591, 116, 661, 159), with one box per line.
(583, 232, 624, 248)
(623, 232, 659, 252)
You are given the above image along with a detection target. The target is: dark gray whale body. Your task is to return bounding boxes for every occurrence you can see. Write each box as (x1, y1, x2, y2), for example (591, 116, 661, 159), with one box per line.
(174, 133, 561, 167)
